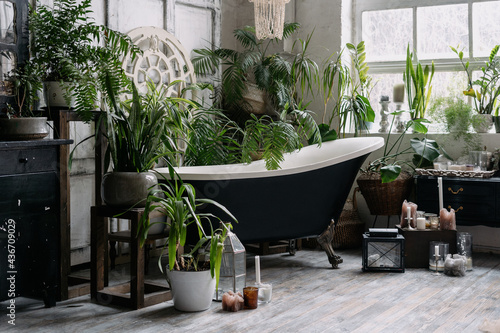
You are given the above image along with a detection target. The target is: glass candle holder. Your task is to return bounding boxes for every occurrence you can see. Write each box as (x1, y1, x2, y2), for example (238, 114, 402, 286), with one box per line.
(243, 286, 259, 309)
(429, 216, 439, 230)
(257, 282, 272, 303)
(457, 232, 473, 271)
(429, 241, 449, 272)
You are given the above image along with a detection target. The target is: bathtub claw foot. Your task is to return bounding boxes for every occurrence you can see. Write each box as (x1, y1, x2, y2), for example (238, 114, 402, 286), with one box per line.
(318, 220, 343, 269)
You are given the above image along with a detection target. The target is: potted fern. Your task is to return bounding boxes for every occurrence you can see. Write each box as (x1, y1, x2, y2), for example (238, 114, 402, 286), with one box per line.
(139, 167, 238, 312)
(28, 0, 140, 121)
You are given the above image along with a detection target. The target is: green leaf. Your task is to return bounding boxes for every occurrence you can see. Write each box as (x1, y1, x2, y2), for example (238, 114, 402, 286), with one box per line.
(380, 165, 401, 183)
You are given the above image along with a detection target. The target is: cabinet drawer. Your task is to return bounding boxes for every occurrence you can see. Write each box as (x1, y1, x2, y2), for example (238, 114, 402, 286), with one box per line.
(0, 147, 57, 175)
(417, 178, 495, 202)
(0, 173, 58, 213)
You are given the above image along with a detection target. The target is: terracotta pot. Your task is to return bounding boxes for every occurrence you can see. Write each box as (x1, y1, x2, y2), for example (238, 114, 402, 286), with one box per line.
(101, 171, 157, 207)
(356, 171, 413, 216)
(0, 117, 49, 141)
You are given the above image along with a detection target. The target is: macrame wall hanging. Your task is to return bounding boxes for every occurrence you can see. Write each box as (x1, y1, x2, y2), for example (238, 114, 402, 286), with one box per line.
(248, 0, 291, 40)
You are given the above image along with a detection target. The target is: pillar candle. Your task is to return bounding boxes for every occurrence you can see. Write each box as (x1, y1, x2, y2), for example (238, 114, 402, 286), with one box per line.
(417, 217, 426, 230)
(255, 255, 261, 284)
(435, 245, 439, 257)
(393, 83, 405, 103)
(438, 177, 444, 211)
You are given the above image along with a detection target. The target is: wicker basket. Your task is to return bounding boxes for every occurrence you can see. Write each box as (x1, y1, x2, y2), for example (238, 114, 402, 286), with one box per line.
(302, 189, 365, 249)
(356, 171, 413, 216)
(332, 188, 365, 249)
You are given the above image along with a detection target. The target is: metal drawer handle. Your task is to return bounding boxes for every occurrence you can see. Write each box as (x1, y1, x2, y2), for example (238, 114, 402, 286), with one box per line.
(19, 157, 28, 163)
(448, 187, 463, 195)
(447, 205, 463, 212)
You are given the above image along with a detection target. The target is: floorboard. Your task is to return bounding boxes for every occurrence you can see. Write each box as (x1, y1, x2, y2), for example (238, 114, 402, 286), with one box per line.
(2, 248, 500, 332)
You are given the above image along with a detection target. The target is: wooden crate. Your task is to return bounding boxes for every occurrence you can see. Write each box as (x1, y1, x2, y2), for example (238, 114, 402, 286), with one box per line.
(397, 225, 457, 268)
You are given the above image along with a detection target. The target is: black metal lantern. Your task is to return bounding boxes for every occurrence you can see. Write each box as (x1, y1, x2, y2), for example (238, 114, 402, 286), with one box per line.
(362, 230, 405, 273)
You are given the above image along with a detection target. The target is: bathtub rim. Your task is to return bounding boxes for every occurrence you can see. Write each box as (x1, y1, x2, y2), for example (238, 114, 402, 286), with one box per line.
(155, 136, 384, 181)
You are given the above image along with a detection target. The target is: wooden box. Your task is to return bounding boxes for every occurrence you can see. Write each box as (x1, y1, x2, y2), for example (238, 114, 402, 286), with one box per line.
(396, 225, 457, 268)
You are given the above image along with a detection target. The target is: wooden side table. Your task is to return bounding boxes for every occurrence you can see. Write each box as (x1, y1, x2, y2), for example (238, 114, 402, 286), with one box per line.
(90, 205, 171, 309)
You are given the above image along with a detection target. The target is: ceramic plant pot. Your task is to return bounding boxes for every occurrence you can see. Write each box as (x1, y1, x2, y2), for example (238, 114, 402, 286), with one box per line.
(101, 171, 157, 207)
(472, 114, 493, 133)
(44, 81, 75, 108)
(493, 116, 500, 133)
(0, 117, 49, 141)
(166, 268, 216, 312)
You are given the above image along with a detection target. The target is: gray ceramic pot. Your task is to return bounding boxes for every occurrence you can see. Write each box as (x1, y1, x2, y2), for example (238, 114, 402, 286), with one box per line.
(0, 117, 49, 141)
(493, 116, 500, 133)
(101, 171, 158, 207)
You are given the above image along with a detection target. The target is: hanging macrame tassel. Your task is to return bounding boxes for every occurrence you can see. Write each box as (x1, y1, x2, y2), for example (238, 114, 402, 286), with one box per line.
(249, 0, 290, 40)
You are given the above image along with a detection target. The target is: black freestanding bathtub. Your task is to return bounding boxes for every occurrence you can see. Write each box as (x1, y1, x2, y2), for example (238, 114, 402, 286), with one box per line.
(156, 137, 384, 267)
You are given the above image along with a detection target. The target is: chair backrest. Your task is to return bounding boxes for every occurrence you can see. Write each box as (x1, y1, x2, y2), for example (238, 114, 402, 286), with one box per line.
(122, 26, 196, 97)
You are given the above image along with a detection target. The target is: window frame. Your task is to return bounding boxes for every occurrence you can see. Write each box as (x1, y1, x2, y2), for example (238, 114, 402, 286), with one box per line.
(354, 0, 498, 74)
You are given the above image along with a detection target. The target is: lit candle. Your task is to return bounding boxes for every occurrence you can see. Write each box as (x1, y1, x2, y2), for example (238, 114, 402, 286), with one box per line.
(437, 177, 443, 211)
(435, 245, 439, 257)
(255, 255, 261, 284)
(393, 83, 405, 103)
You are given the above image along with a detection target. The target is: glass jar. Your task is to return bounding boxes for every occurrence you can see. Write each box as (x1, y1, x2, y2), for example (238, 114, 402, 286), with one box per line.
(429, 241, 449, 271)
(457, 232, 473, 271)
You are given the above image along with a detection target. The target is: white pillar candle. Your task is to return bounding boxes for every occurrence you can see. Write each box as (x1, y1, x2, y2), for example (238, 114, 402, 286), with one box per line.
(393, 83, 405, 103)
(438, 177, 444, 211)
(435, 245, 439, 257)
(407, 206, 411, 223)
(417, 217, 426, 230)
(255, 255, 261, 284)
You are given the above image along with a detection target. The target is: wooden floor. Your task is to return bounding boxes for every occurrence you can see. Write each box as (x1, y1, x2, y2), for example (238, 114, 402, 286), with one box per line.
(2, 247, 500, 333)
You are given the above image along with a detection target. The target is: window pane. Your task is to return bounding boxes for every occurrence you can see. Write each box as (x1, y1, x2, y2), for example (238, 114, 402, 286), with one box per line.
(417, 4, 468, 59)
(362, 9, 412, 62)
(473, 1, 500, 57)
(0, 1, 16, 44)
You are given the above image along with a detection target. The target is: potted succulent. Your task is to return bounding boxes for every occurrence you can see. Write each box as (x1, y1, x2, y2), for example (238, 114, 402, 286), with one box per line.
(28, 0, 140, 121)
(452, 45, 500, 133)
(0, 61, 48, 140)
(139, 167, 238, 312)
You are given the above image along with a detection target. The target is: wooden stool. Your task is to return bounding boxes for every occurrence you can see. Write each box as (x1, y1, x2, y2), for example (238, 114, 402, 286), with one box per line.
(90, 205, 172, 309)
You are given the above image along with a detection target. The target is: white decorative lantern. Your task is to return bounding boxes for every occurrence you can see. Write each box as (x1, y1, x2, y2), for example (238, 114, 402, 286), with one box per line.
(248, 0, 291, 40)
(214, 227, 246, 301)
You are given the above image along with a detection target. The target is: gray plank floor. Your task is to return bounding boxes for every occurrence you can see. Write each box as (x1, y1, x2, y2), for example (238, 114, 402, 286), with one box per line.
(2, 247, 500, 333)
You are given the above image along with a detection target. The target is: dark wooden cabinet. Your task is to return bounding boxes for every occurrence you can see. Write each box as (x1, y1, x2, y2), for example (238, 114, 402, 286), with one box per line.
(415, 175, 500, 228)
(0, 139, 71, 306)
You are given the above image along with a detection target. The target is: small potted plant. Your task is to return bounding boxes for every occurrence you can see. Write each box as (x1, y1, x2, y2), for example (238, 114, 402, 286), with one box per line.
(0, 61, 48, 140)
(452, 45, 500, 133)
(139, 167, 238, 312)
(98, 78, 177, 207)
(28, 0, 140, 121)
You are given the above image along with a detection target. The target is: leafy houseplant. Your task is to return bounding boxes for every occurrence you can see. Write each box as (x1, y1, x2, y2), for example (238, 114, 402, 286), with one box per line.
(192, 23, 318, 124)
(452, 45, 500, 132)
(404, 45, 435, 121)
(139, 168, 238, 312)
(0, 61, 48, 140)
(98, 79, 174, 207)
(28, 0, 140, 121)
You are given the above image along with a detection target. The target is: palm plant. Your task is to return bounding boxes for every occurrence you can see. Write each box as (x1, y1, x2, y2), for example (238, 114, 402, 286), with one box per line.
(192, 23, 319, 122)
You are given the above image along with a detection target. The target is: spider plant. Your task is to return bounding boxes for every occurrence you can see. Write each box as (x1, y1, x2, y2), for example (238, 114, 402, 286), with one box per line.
(139, 167, 238, 289)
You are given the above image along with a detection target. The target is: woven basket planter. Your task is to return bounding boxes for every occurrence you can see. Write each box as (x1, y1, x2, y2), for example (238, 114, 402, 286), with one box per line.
(356, 171, 413, 216)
